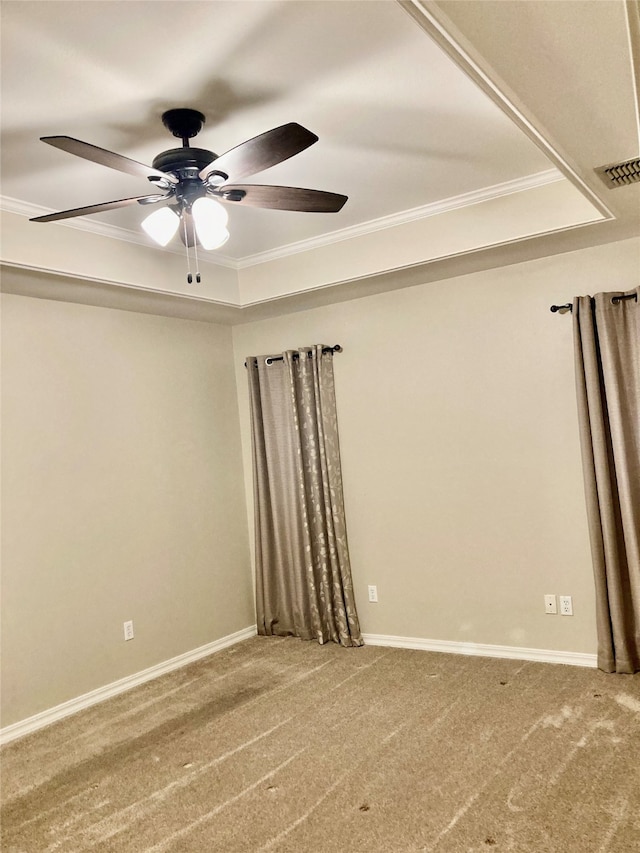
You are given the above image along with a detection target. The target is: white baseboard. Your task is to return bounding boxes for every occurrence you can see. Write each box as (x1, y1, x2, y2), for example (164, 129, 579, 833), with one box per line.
(1, 627, 596, 745)
(0, 625, 257, 746)
(362, 633, 598, 668)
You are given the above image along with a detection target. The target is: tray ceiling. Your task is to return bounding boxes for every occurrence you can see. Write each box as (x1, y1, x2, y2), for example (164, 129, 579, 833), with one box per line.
(1, 0, 638, 318)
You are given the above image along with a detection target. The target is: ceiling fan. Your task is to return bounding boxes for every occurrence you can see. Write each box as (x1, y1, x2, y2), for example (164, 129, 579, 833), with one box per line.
(31, 108, 348, 277)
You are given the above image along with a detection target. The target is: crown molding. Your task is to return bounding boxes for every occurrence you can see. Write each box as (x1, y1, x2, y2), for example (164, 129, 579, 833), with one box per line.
(0, 195, 238, 270)
(4, 215, 632, 325)
(399, 0, 615, 222)
(2, 170, 563, 273)
(0, 260, 241, 308)
(236, 170, 565, 268)
(238, 213, 610, 311)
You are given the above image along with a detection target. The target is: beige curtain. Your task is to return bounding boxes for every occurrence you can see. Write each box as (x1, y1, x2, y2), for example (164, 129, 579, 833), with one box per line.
(247, 345, 363, 647)
(573, 288, 639, 673)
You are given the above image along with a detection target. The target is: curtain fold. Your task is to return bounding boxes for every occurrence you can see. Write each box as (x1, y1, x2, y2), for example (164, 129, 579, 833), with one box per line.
(573, 288, 640, 673)
(247, 345, 363, 647)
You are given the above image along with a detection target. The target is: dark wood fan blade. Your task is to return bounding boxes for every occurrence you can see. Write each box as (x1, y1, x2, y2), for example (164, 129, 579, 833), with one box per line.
(41, 136, 179, 184)
(200, 123, 318, 183)
(30, 195, 165, 223)
(218, 184, 348, 212)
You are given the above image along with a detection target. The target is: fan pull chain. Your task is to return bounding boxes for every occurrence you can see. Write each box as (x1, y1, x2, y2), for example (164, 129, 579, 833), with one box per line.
(193, 234, 201, 284)
(183, 215, 193, 284)
(182, 214, 201, 284)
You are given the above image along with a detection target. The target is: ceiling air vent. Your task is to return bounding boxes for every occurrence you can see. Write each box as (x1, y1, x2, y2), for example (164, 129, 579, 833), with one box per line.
(595, 157, 640, 188)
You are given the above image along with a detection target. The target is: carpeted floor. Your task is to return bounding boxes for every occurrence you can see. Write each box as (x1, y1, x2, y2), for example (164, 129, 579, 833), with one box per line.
(1, 636, 639, 852)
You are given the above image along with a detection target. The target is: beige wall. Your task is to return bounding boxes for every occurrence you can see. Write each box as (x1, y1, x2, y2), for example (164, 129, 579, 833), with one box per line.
(2, 236, 637, 727)
(1, 293, 253, 726)
(232, 237, 640, 655)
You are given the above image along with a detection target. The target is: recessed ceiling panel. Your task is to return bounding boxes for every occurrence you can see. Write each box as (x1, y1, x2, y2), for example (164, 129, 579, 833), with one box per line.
(1, 0, 557, 260)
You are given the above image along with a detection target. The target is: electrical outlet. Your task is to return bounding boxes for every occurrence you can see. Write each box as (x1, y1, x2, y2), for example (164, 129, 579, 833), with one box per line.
(123, 620, 134, 641)
(368, 585, 378, 603)
(544, 594, 557, 614)
(559, 595, 573, 616)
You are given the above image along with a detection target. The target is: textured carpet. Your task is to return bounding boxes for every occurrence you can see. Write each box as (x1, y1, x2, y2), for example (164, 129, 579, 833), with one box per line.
(2, 636, 640, 852)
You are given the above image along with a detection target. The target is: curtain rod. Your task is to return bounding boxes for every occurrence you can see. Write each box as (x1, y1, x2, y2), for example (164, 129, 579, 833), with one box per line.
(550, 293, 637, 313)
(245, 345, 342, 367)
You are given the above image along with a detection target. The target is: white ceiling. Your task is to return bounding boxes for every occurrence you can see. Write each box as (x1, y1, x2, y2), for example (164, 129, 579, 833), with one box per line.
(1, 0, 639, 315)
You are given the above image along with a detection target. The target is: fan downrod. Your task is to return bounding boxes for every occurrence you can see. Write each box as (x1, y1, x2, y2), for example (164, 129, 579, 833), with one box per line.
(161, 109, 205, 145)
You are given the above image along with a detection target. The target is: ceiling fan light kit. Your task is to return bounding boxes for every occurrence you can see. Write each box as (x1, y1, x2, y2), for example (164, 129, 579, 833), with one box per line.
(140, 207, 180, 246)
(190, 198, 229, 250)
(30, 108, 348, 282)
(141, 197, 229, 249)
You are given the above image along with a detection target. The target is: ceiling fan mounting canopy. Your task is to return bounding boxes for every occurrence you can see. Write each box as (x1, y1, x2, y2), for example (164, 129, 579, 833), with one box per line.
(161, 108, 206, 141)
(153, 109, 224, 187)
(29, 107, 349, 244)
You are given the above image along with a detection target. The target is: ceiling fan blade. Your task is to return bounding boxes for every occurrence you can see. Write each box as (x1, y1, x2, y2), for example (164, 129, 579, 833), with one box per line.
(30, 195, 166, 223)
(200, 123, 318, 183)
(218, 184, 348, 212)
(41, 136, 179, 184)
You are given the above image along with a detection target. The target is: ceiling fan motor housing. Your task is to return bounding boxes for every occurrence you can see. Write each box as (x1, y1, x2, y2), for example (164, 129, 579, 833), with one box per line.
(152, 147, 217, 178)
(152, 148, 220, 206)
